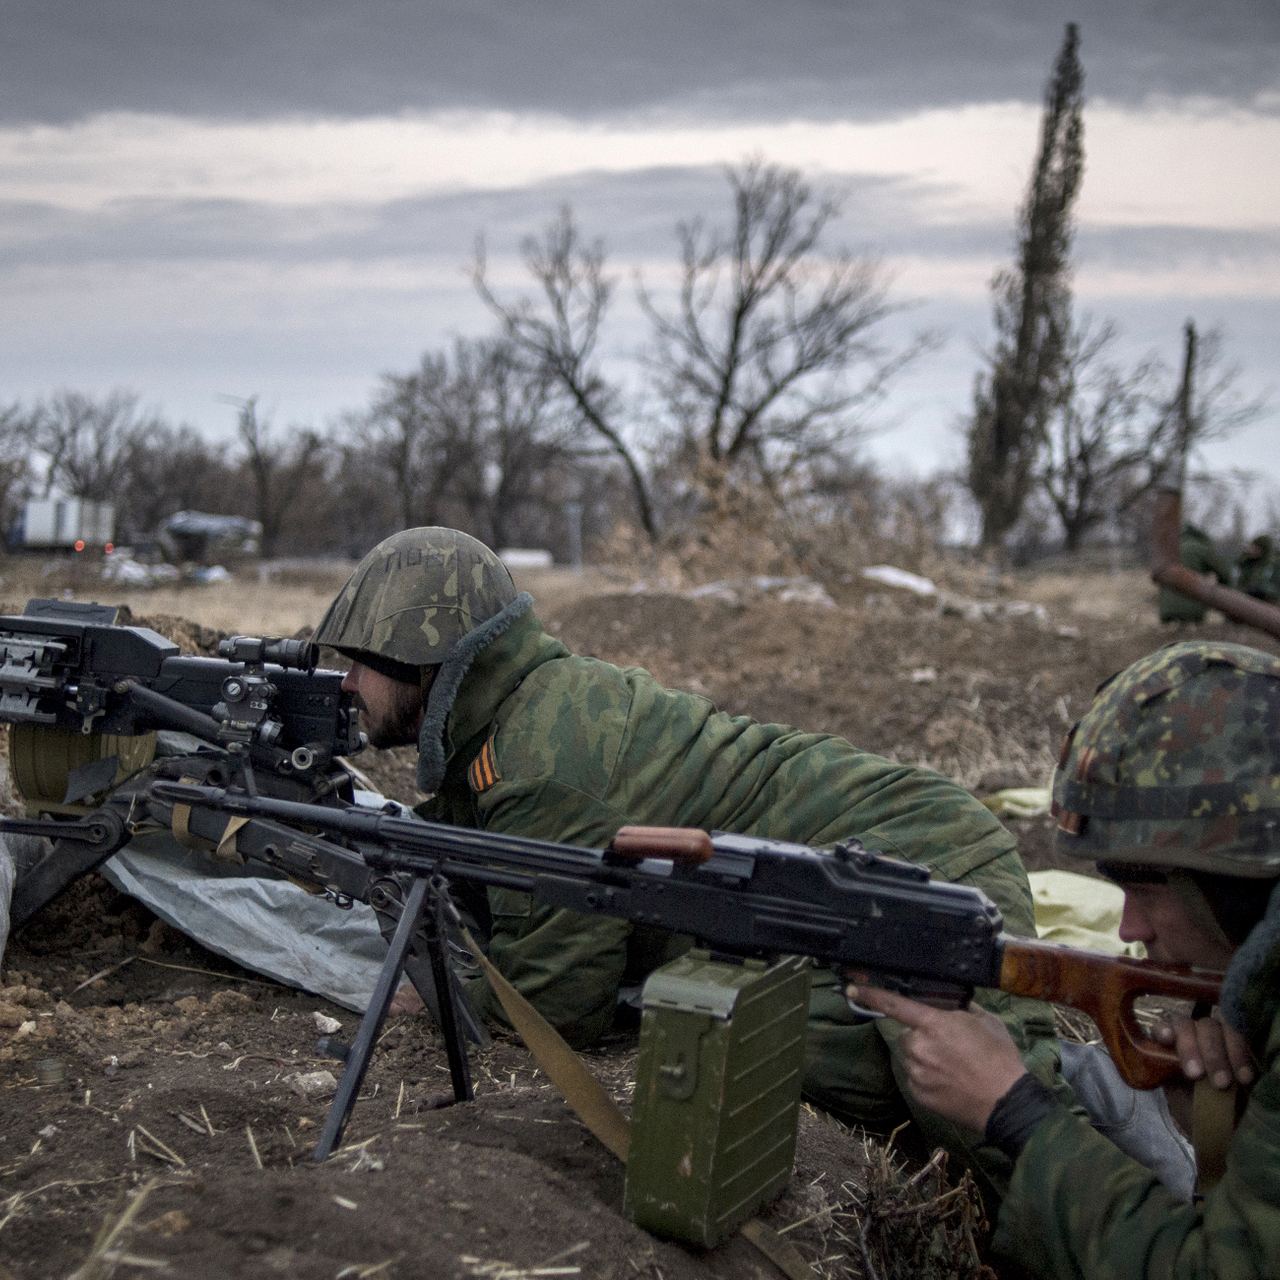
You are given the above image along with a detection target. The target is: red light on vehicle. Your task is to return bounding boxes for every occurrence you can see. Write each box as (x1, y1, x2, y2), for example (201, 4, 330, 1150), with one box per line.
(74, 540, 85, 552)
(105, 542, 114, 553)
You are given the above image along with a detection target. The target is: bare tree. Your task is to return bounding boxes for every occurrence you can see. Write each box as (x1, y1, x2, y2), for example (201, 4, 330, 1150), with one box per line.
(1170, 322, 1265, 459)
(31, 389, 161, 502)
(356, 338, 582, 549)
(476, 162, 922, 539)
(361, 343, 493, 532)
(459, 342, 574, 550)
(640, 158, 922, 507)
(227, 397, 325, 559)
(474, 211, 655, 537)
(967, 23, 1084, 549)
(1039, 318, 1264, 552)
(1037, 320, 1162, 550)
(0, 403, 34, 539)
(115, 424, 236, 541)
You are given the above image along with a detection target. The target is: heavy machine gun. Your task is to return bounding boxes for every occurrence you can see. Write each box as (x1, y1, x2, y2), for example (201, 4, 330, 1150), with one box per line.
(0, 598, 364, 925)
(0, 598, 488, 1053)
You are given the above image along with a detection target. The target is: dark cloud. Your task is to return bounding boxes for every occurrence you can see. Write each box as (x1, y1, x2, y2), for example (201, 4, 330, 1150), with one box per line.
(2, 1, 1277, 126)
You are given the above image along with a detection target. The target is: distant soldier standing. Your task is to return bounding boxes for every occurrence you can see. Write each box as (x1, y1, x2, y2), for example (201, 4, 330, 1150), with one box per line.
(1159, 523, 1233, 623)
(1237, 534, 1280, 604)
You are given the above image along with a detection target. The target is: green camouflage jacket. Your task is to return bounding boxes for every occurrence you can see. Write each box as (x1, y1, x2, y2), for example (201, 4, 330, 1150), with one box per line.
(992, 933, 1280, 1277)
(417, 608, 1043, 1034)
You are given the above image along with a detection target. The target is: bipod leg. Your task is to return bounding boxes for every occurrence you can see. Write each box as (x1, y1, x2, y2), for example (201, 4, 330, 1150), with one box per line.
(423, 876, 472, 1104)
(314, 874, 429, 1162)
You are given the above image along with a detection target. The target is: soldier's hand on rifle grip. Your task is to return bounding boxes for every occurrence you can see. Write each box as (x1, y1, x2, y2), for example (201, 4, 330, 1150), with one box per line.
(1154, 1012, 1254, 1089)
(848, 984, 1029, 1132)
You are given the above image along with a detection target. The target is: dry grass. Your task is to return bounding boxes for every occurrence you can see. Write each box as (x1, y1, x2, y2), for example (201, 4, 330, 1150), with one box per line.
(0, 557, 621, 640)
(1009, 566, 1158, 624)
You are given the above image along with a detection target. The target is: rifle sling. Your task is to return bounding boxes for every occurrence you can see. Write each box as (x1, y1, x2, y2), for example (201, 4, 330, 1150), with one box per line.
(455, 927, 817, 1276)
(1192, 1077, 1239, 1193)
(455, 924, 632, 1163)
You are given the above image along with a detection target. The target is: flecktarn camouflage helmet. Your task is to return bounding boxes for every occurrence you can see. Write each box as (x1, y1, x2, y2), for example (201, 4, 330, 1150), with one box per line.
(314, 528, 533, 793)
(1052, 640, 1280, 876)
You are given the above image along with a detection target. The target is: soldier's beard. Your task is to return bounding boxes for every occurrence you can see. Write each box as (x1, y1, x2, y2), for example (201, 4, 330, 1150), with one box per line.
(360, 683, 424, 749)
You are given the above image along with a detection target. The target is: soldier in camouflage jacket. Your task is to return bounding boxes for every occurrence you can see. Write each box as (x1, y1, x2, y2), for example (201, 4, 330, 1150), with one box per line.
(315, 527, 1070, 1206)
(856, 640, 1280, 1278)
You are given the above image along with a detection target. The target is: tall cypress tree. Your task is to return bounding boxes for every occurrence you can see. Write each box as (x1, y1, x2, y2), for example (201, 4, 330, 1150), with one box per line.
(967, 24, 1084, 549)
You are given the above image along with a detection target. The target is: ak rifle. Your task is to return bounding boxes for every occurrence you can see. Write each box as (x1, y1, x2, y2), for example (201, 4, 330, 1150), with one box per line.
(152, 782, 1224, 1094)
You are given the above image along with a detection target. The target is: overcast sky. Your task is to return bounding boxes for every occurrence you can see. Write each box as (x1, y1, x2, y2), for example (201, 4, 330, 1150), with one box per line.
(2, 1, 1277, 523)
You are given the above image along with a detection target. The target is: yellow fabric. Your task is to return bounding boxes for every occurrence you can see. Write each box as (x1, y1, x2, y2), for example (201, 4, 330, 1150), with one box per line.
(982, 787, 1052, 818)
(1028, 870, 1147, 959)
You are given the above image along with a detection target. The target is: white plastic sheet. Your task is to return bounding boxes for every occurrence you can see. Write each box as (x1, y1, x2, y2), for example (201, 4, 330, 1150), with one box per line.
(100, 831, 391, 1012)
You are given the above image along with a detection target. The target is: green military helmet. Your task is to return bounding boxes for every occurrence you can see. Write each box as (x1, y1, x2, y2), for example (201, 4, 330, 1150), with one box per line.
(1052, 640, 1280, 877)
(316, 527, 533, 795)
(314, 528, 519, 670)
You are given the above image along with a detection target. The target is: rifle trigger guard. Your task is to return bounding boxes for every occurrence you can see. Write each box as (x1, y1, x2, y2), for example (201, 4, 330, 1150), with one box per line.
(844, 995, 886, 1021)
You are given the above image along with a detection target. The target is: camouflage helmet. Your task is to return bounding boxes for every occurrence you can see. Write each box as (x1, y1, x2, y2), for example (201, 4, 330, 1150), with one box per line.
(314, 528, 519, 670)
(315, 528, 533, 796)
(1052, 641, 1280, 877)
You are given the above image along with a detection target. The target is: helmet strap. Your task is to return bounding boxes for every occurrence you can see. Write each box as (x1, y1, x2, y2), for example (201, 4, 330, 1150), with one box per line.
(1168, 869, 1235, 955)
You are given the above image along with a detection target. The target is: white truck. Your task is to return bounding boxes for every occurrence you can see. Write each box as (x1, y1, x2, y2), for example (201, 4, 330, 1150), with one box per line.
(18, 497, 115, 550)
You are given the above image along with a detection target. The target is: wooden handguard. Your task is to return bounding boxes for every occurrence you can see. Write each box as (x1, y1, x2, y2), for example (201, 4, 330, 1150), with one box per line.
(611, 826, 714, 865)
(999, 935, 1225, 1090)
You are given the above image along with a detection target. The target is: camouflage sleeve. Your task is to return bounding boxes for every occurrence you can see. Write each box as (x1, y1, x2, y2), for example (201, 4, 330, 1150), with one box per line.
(463, 778, 635, 1049)
(992, 1073, 1280, 1278)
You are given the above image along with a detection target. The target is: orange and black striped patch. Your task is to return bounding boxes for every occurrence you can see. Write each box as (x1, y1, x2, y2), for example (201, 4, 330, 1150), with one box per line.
(468, 738, 501, 793)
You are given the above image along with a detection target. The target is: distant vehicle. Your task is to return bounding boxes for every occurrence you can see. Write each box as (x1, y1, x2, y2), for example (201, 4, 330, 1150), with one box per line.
(498, 548, 554, 569)
(158, 511, 261, 563)
(13, 497, 115, 551)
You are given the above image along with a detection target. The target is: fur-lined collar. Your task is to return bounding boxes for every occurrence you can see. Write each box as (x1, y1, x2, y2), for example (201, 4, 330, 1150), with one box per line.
(415, 592, 534, 795)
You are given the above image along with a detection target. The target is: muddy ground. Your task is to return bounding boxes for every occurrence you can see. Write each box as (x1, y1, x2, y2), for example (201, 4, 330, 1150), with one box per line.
(1, 560, 1276, 1279)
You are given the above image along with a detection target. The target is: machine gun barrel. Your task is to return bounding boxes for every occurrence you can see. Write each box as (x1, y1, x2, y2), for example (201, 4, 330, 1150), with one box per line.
(118, 679, 227, 743)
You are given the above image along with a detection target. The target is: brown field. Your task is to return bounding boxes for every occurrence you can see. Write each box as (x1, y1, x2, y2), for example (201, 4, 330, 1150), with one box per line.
(1, 552, 1273, 1280)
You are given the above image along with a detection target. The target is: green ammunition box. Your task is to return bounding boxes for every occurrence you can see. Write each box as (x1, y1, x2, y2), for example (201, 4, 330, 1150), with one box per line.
(623, 951, 812, 1247)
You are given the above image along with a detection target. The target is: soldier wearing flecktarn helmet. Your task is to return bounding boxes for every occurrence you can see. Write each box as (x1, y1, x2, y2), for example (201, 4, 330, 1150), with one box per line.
(853, 640, 1280, 1279)
(315, 526, 1074, 1212)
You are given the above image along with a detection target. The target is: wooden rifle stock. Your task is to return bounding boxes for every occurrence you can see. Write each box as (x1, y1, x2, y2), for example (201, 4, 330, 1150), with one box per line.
(998, 936, 1224, 1090)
